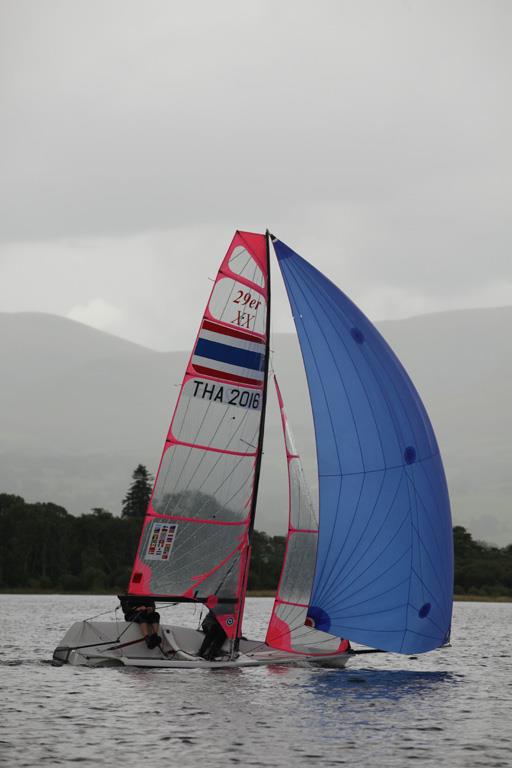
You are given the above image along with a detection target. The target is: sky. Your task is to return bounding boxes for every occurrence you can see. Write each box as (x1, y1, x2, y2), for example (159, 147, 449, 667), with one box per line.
(1, 0, 511, 351)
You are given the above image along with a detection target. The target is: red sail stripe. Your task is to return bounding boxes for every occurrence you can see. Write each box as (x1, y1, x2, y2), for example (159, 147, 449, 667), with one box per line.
(192, 363, 263, 387)
(202, 318, 263, 344)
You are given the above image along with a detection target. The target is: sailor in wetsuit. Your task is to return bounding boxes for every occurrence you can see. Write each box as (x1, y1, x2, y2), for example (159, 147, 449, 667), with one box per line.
(119, 595, 162, 649)
(198, 611, 227, 660)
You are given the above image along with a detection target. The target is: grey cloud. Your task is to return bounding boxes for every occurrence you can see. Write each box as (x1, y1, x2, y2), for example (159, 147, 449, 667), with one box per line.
(0, 0, 511, 341)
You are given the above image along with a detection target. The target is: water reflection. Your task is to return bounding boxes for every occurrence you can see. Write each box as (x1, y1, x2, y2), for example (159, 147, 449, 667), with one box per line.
(307, 667, 456, 703)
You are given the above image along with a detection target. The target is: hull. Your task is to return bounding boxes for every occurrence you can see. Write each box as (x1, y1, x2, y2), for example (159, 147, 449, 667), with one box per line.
(53, 621, 350, 669)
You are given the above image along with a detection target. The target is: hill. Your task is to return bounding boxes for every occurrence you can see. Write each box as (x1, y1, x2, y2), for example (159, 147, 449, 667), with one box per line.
(0, 308, 511, 544)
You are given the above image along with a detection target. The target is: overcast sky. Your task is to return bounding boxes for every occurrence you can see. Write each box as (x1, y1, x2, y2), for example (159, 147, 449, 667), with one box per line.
(1, 0, 510, 351)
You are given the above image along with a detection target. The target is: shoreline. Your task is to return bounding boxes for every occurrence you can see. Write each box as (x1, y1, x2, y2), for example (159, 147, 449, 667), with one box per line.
(1, 589, 511, 602)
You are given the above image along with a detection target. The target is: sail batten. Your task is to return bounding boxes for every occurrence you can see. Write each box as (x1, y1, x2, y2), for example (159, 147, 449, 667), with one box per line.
(274, 238, 453, 654)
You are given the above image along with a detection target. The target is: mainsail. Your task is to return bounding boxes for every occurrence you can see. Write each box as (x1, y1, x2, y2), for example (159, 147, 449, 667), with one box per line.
(128, 231, 270, 639)
(266, 376, 348, 655)
(273, 237, 453, 654)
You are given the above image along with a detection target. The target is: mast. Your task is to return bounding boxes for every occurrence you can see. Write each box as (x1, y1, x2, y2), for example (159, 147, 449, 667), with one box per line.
(248, 229, 272, 537)
(234, 230, 272, 648)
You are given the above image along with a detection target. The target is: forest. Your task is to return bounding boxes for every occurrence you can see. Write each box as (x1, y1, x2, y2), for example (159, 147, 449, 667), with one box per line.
(1, 491, 511, 597)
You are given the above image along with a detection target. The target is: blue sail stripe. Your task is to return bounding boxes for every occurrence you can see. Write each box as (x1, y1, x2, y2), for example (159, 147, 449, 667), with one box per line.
(194, 338, 264, 371)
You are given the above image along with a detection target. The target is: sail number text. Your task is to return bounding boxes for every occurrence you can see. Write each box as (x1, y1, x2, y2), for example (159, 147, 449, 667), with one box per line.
(191, 380, 261, 409)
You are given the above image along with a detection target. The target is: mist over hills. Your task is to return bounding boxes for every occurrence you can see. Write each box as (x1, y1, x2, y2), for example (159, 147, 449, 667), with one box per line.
(1, 308, 511, 544)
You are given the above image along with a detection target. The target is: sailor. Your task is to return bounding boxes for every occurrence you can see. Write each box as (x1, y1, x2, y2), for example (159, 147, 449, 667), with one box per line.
(119, 595, 162, 649)
(198, 611, 227, 660)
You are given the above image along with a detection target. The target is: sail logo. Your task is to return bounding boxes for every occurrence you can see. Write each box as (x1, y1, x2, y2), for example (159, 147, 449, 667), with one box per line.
(192, 319, 265, 387)
(146, 521, 178, 561)
(231, 288, 261, 329)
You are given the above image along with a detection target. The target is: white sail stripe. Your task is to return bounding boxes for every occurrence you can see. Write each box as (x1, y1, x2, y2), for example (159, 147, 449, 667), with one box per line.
(191, 355, 265, 381)
(199, 328, 265, 354)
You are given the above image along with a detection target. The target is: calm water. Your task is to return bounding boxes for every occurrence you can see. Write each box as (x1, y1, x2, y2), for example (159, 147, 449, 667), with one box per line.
(1, 595, 511, 767)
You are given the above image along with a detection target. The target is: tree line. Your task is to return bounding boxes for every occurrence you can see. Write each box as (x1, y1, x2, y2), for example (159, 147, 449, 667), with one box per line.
(0, 463, 285, 592)
(1, 466, 511, 596)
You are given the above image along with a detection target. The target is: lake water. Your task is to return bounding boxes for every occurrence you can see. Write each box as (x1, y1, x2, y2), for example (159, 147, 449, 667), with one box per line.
(1, 595, 511, 767)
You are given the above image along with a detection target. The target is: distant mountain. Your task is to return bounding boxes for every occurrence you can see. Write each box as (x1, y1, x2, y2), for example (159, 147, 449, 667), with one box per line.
(1, 308, 511, 544)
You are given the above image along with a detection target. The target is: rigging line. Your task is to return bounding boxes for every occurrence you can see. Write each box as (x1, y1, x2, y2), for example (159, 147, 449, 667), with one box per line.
(165, 493, 248, 563)
(269, 629, 345, 650)
(294, 267, 445, 614)
(329, 602, 410, 623)
(237, 233, 268, 291)
(323, 575, 411, 616)
(165, 504, 241, 558)
(315, 469, 389, 605)
(263, 619, 348, 653)
(158, 514, 245, 570)
(320, 516, 413, 612)
(164, 429, 253, 527)
(294, 253, 417, 453)
(313, 465, 405, 608)
(315, 469, 368, 604)
(401, 426, 418, 647)
(277, 264, 346, 594)
(293, 271, 413, 492)
(169, 440, 252, 532)
(84, 607, 117, 621)
(156, 500, 248, 572)
(281, 261, 362, 470)
(169, 349, 264, 511)
(280, 268, 402, 601)
(208, 549, 242, 601)
(231, 250, 253, 280)
(285, 262, 400, 584)
(182, 450, 253, 525)
(314, 452, 439, 476)
(410, 458, 426, 611)
(184, 378, 257, 471)
(176, 541, 245, 594)
(402, 626, 450, 642)
(404, 591, 447, 637)
(317, 468, 386, 594)
(400, 463, 452, 607)
(161, 538, 233, 576)
(291, 255, 390, 463)
(172, 403, 252, 503)
(320, 545, 413, 621)
(162, 395, 223, 499)
(283, 624, 343, 646)
(409, 518, 452, 611)
(161, 373, 252, 505)
(405, 459, 452, 600)
(318, 508, 412, 610)
(297, 465, 319, 529)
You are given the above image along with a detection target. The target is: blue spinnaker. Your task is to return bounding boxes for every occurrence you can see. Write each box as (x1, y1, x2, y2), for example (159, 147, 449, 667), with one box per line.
(274, 238, 453, 654)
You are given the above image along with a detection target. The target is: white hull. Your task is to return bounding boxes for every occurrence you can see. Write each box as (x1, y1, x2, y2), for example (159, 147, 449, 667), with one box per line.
(53, 621, 350, 669)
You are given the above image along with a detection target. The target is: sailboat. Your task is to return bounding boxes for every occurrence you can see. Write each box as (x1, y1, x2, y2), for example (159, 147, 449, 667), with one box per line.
(53, 231, 453, 668)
